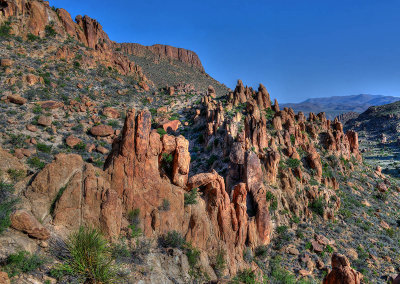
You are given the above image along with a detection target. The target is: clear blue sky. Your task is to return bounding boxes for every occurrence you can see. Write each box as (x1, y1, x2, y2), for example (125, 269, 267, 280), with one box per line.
(49, 0, 400, 103)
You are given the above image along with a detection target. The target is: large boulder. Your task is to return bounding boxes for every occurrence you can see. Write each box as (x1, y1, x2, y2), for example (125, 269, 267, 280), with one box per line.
(323, 253, 362, 284)
(90, 124, 114, 136)
(10, 210, 50, 240)
(0, 271, 10, 284)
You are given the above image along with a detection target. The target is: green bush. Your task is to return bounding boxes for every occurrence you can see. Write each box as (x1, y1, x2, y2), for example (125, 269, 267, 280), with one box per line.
(0, 182, 18, 235)
(269, 256, 297, 283)
(184, 188, 198, 206)
(214, 248, 226, 277)
(266, 191, 275, 201)
(161, 153, 173, 175)
(309, 197, 325, 217)
(7, 169, 25, 182)
(27, 33, 40, 41)
(207, 154, 218, 167)
(186, 243, 200, 269)
(157, 128, 167, 137)
(32, 104, 43, 114)
(0, 21, 11, 37)
(49, 263, 73, 280)
(27, 156, 45, 169)
(233, 269, 257, 284)
(286, 158, 300, 169)
(64, 227, 117, 283)
(160, 230, 186, 249)
(3, 251, 45, 277)
(36, 143, 52, 153)
(243, 247, 253, 263)
(265, 108, 275, 120)
(159, 198, 170, 211)
(45, 23, 57, 37)
(270, 199, 278, 211)
(128, 209, 142, 238)
(254, 245, 268, 258)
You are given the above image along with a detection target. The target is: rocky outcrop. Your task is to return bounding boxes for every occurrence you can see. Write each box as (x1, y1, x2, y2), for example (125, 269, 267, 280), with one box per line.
(0, 272, 10, 284)
(10, 210, 50, 240)
(118, 42, 204, 72)
(25, 154, 122, 239)
(323, 253, 362, 284)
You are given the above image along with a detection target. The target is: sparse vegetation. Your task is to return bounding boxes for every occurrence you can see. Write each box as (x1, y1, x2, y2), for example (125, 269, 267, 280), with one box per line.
(62, 227, 117, 283)
(0, 182, 18, 235)
(184, 188, 198, 206)
(2, 251, 45, 277)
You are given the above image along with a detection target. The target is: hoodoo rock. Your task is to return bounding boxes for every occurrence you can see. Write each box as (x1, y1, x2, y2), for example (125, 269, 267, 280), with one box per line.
(323, 253, 362, 284)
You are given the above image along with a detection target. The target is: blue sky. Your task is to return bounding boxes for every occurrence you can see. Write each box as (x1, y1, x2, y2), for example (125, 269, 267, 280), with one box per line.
(49, 0, 400, 102)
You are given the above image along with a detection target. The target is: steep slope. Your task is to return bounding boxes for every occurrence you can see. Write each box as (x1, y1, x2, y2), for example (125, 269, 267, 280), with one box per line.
(345, 101, 400, 178)
(282, 94, 400, 119)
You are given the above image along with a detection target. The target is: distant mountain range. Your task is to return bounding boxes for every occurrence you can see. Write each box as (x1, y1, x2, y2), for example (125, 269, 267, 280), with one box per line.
(281, 94, 400, 119)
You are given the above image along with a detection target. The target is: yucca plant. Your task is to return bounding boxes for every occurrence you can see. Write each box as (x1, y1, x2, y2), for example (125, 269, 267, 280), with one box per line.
(65, 226, 117, 283)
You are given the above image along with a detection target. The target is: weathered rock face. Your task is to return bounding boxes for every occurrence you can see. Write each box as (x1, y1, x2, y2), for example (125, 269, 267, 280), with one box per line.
(0, 271, 10, 284)
(25, 154, 122, 239)
(118, 42, 205, 72)
(323, 253, 362, 284)
(10, 210, 50, 240)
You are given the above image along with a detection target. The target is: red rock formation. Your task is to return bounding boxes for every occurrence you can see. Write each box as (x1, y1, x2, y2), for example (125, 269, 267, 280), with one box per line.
(118, 42, 204, 72)
(323, 253, 362, 284)
(10, 210, 50, 240)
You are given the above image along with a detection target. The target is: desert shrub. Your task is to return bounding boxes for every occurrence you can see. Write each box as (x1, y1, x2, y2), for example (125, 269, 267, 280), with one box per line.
(186, 243, 200, 269)
(73, 141, 86, 151)
(265, 108, 275, 120)
(286, 158, 300, 169)
(8, 133, 27, 148)
(0, 21, 11, 37)
(309, 197, 325, 217)
(128, 209, 141, 238)
(207, 154, 218, 167)
(157, 128, 167, 137)
(214, 248, 226, 277)
(0, 182, 18, 235)
(290, 134, 295, 145)
(32, 104, 43, 114)
(3, 251, 45, 277)
(63, 227, 117, 283)
(160, 230, 186, 249)
(159, 198, 170, 211)
(107, 120, 119, 128)
(233, 269, 257, 284)
(266, 191, 275, 201)
(27, 33, 40, 41)
(27, 156, 45, 169)
(243, 247, 253, 263)
(7, 169, 25, 182)
(49, 263, 73, 280)
(184, 188, 198, 206)
(36, 143, 52, 153)
(254, 245, 268, 258)
(270, 199, 278, 211)
(111, 241, 131, 262)
(269, 256, 296, 283)
(161, 153, 173, 175)
(45, 23, 57, 37)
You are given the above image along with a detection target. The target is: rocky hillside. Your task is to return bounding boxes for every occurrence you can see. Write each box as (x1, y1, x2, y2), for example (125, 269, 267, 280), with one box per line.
(345, 101, 400, 178)
(282, 94, 400, 119)
(0, 1, 400, 284)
